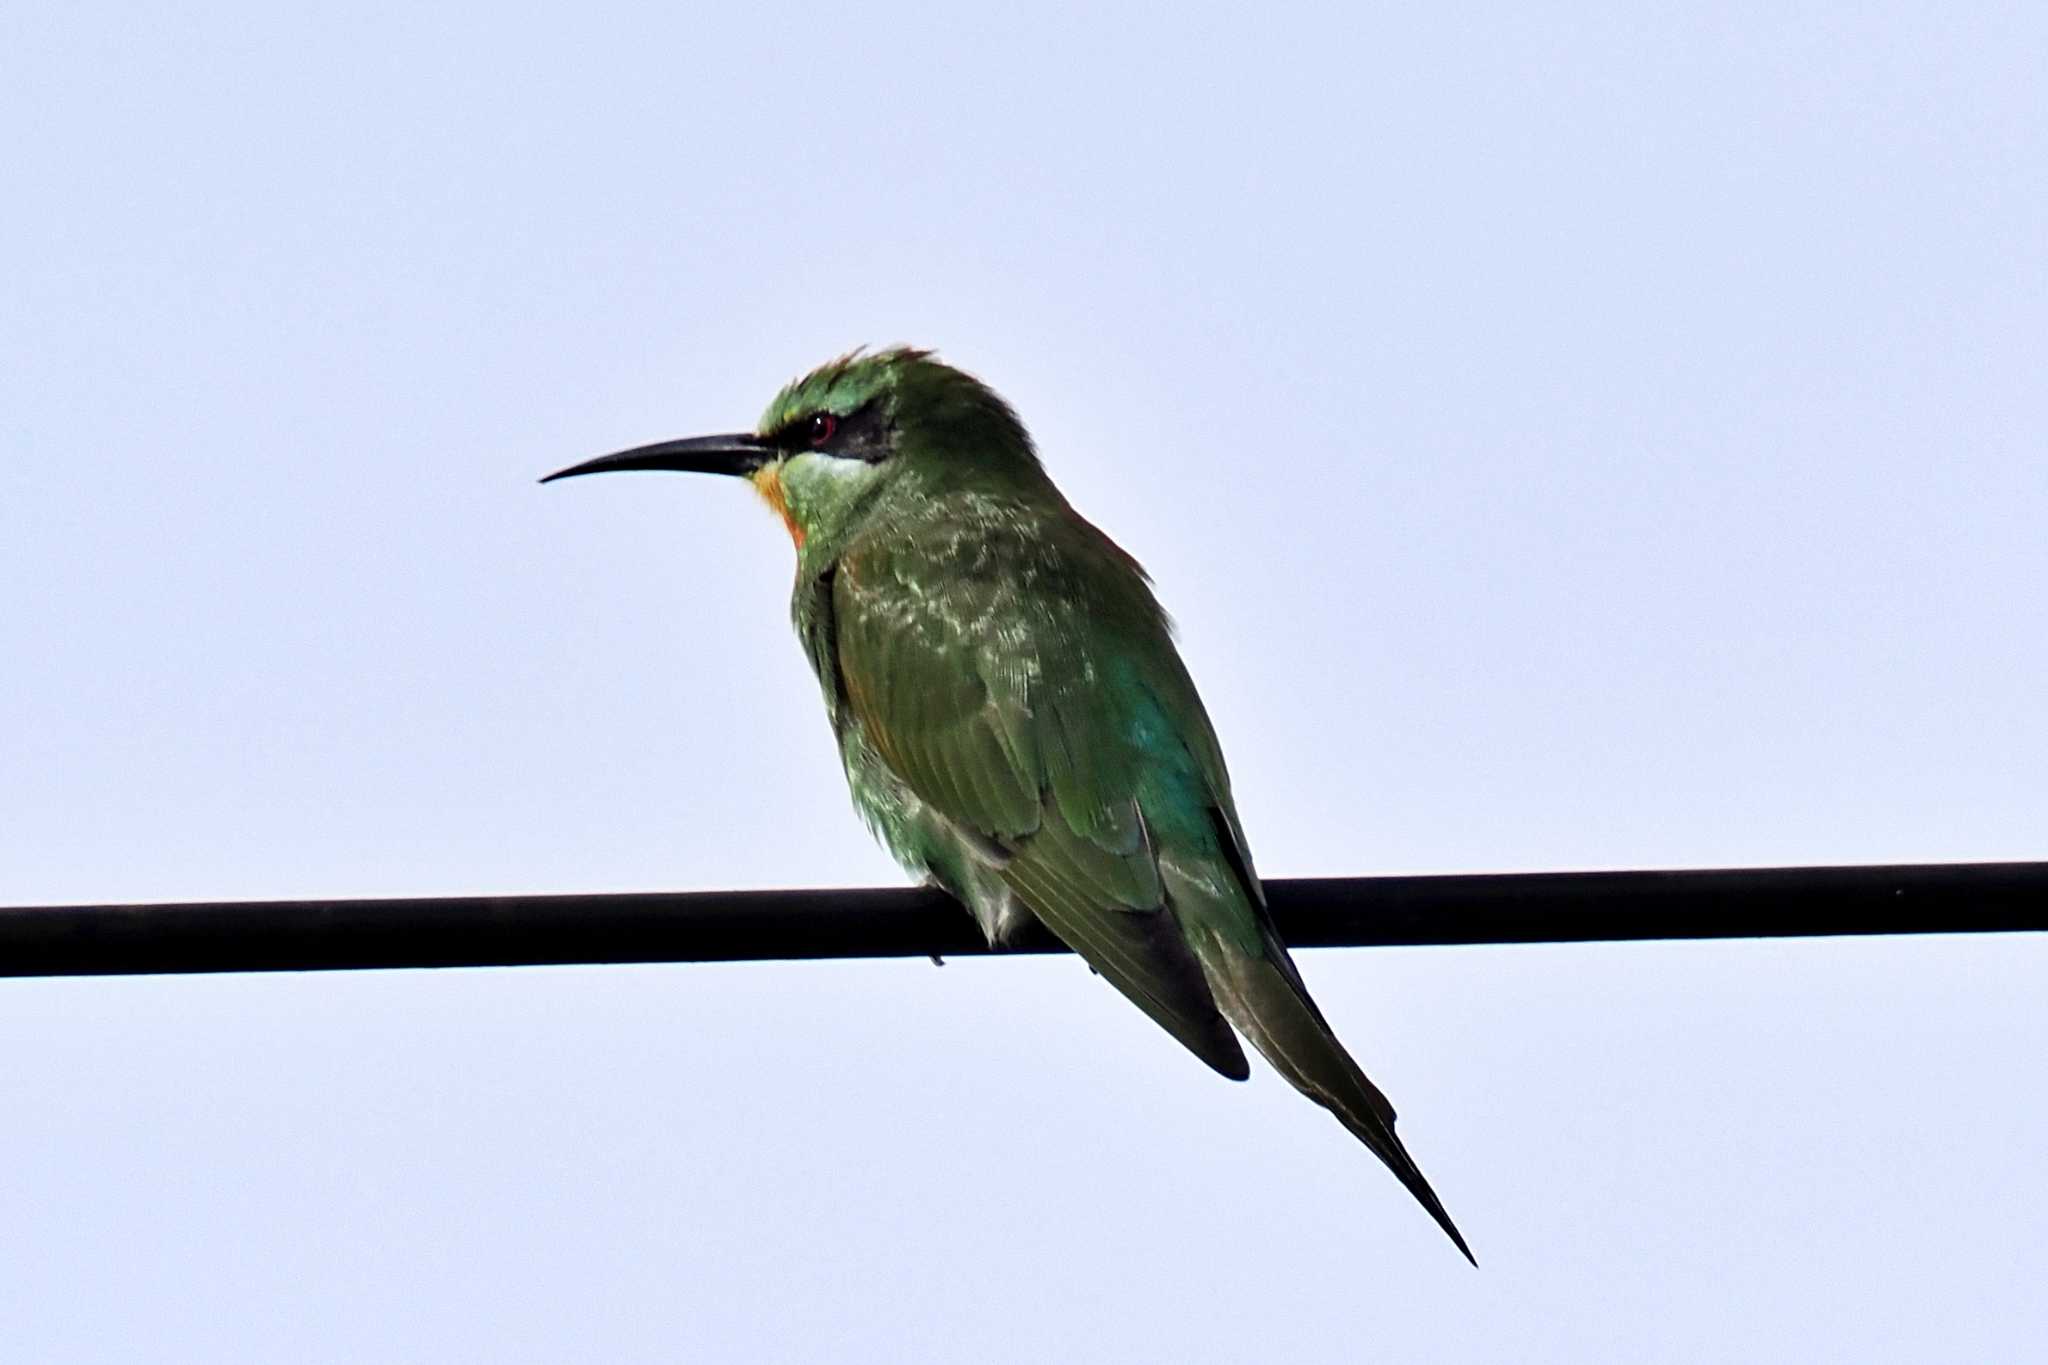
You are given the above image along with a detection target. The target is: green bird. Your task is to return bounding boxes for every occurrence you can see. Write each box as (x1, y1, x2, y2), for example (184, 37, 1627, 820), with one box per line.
(544, 348, 1471, 1261)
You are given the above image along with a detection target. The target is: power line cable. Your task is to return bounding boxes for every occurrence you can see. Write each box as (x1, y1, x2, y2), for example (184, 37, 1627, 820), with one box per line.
(2, 860, 2041, 978)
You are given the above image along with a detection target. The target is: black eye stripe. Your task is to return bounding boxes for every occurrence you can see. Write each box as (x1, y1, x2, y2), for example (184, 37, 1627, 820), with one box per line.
(776, 401, 889, 462)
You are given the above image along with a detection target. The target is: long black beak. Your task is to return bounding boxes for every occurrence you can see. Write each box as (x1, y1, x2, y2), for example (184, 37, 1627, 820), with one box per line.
(539, 433, 773, 485)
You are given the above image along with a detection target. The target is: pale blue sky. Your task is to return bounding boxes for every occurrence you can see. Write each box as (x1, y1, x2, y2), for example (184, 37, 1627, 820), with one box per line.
(3, 3, 2044, 1360)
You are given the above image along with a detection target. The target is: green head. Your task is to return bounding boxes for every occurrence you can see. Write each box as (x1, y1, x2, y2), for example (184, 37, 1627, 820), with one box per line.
(542, 348, 1047, 560)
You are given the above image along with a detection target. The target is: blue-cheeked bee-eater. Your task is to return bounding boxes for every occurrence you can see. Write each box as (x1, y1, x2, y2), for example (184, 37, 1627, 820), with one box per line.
(545, 348, 1471, 1261)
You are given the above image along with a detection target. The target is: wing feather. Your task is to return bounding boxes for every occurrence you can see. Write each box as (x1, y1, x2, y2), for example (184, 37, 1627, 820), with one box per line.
(825, 495, 1468, 1257)
(832, 510, 1246, 1079)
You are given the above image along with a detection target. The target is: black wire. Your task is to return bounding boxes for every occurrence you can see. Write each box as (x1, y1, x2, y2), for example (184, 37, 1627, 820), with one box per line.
(1, 861, 2041, 978)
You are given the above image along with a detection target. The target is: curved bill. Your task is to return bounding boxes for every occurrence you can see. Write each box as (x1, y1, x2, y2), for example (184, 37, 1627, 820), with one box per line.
(540, 433, 772, 485)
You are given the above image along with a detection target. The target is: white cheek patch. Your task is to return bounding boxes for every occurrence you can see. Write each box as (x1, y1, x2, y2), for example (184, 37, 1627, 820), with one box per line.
(781, 451, 882, 520)
(785, 450, 876, 482)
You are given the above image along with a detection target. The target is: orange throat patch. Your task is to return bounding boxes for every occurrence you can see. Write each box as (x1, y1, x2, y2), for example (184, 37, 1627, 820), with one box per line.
(748, 461, 804, 549)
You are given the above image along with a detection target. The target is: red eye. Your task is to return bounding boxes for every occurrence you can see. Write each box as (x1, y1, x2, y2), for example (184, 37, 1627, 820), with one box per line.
(806, 412, 838, 447)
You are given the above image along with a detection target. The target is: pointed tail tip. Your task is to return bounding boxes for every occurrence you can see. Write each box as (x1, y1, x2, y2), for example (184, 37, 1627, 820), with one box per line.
(1377, 1143, 1476, 1265)
(1402, 1164, 1477, 1266)
(1447, 1224, 1478, 1268)
(1422, 1198, 1477, 1266)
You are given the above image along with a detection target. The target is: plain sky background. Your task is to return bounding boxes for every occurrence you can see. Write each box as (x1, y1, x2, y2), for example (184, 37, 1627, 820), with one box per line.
(4, 3, 2045, 1360)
